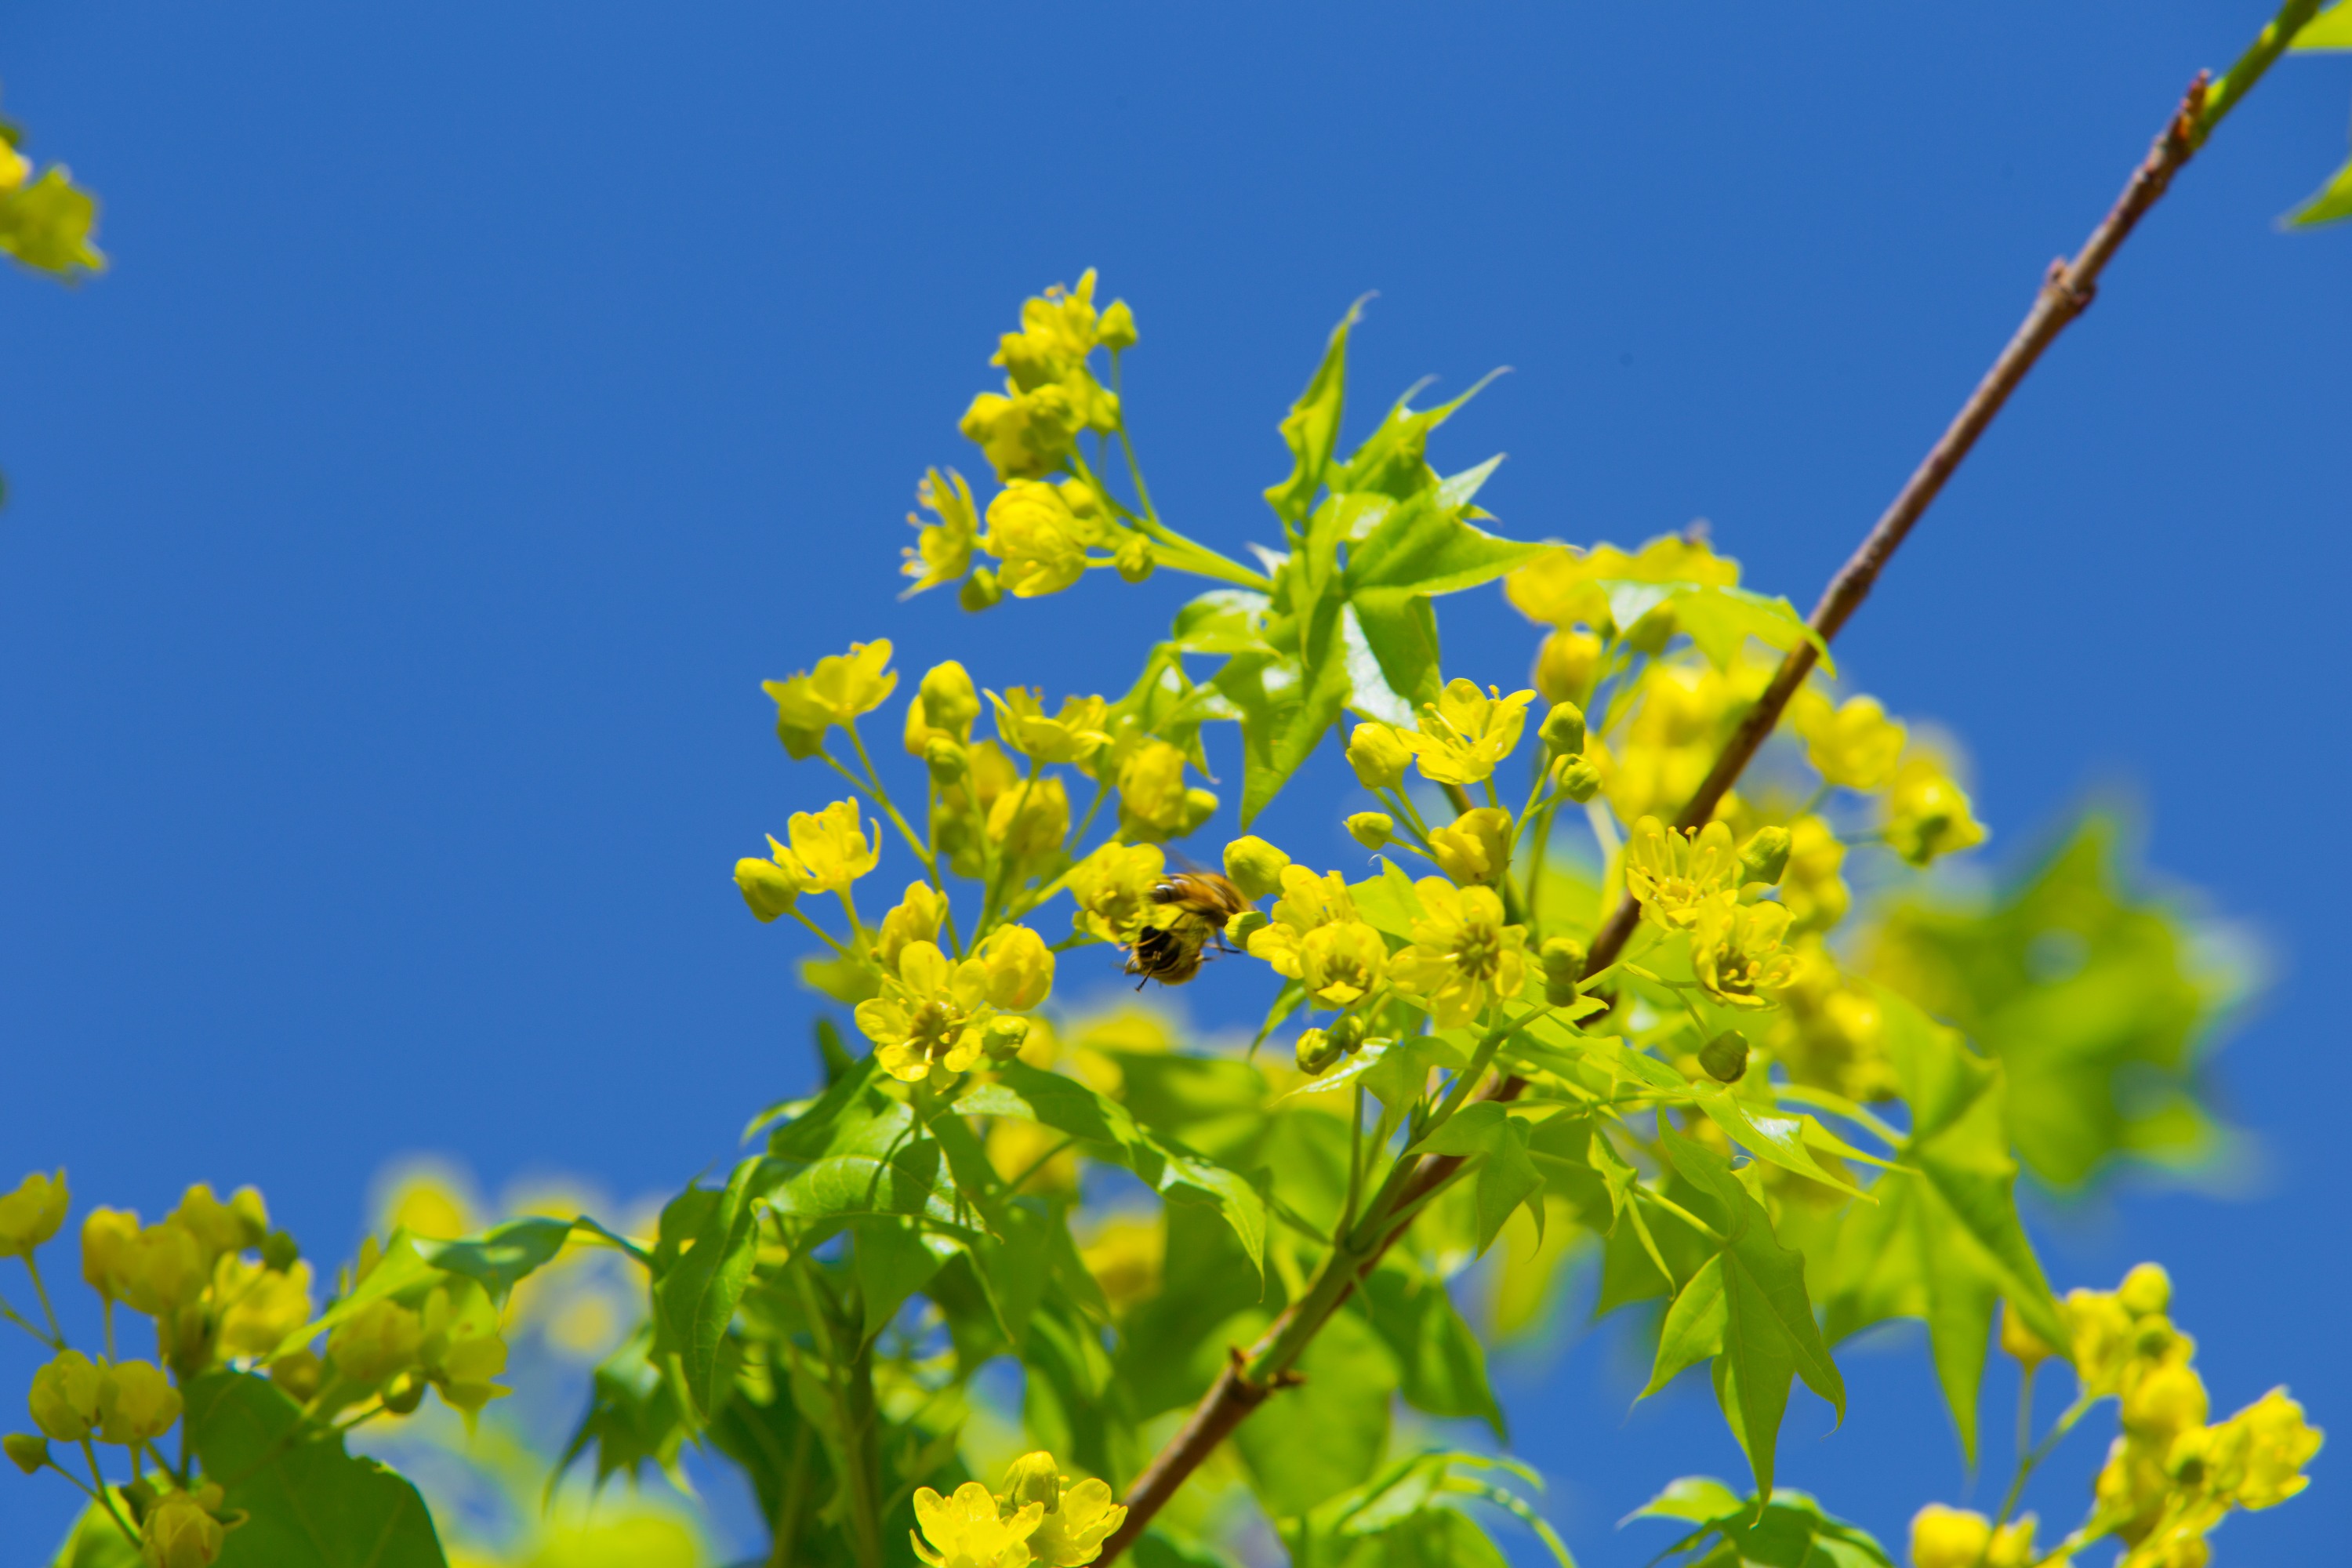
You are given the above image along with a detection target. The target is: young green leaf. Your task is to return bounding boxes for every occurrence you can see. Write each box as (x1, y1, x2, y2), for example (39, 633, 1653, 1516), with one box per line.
(1415, 1102, 1546, 1254)
(1264, 299, 1365, 531)
(1360, 1258, 1508, 1439)
(650, 1157, 765, 1418)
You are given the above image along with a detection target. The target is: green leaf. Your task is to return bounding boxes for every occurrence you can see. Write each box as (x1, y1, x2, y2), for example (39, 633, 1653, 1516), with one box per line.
(557, 1324, 692, 1491)
(1360, 1259, 1506, 1438)
(650, 1157, 764, 1417)
(1100, 1049, 1269, 1143)
(764, 1073, 967, 1232)
(1657, 583, 1832, 674)
(1816, 985, 2066, 1461)
(1684, 1082, 1869, 1199)
(2286, 150, 2352, 227)
(1417, 1102, 1545, 1254)
(1130, 1528, 1246, 1568)
(1232, 1303, 1396, 1516)
(2292, 2, 2352, 49)
(851, 1217, 955, 1342)
(1647, 1133, 1845, 1503)
(1171, 590, 1274, 655)
(412, 1216, 577, 1298)
(961, 1063, 1267, 1276)
(1022, 1295, 1141, 1487)
(183, 1371, 446, 1567)
(1864, 813, 2246, 1187)
(1115, 1204, 1269, 1417)
(49, 1507, 141, 1568)
(1628, 1480, 1896, 1568)
(0, 168, 102, 278)
(1265, 299, 1366, 530)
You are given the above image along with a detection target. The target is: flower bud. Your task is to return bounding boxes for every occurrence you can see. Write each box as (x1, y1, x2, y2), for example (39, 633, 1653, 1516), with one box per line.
(260, 1230, 301, 1274)
(1222, 837, 1290, 902)
(1538, 702, 1587, 759)
(1001, 1450, 1063, 1511)
(1115, 537, 1156, 583)
(1225, 909, 1270, 946)
(2118, 1262, 2171, 1318)
(1551, 754, 1602, 804)
(1345, 724, 1410, 792)
(959, 566, 1004, 612)
(2122, 1362, 2208, 1440)
(81, 1207, 140, 1301)
(1737, 826, 1792, 887)
(1178, 787, 1219, 837)
(96, 1360, 182, 1446)
(380, 1368, 427, 1416)
(1430, 807, 1512, 886)
(1324, 1013, 1369, 1057)
(982, 1017, 1033, 1062)
(327, 1298, 425, 1388)
(0, 1171, 68, 1258)
(4, 1432, 48, 1474)
(1537, 936, 1587, 1006)
(1345, 811, 1393, 850)
(917, 662, 981, 734)
(734, 858, 797, 924)
(1998, 1301, 2056, 1370)
(978, 925, 1056, 1011)
(1699, 1029, 1751, 1084)
(1098, 299, 1138, 351)
(270, 1352, 322, 1403)
(1534, 629, 1602, 706)
(1907, 1505, 1993, 1568)
(143, 1486, 227, 1568)
(119, 1223, 206, 1318)
(28, 1351, 104, 1442)
(924, 735, 970, 786)
(1295, 1028, 1344, 1076)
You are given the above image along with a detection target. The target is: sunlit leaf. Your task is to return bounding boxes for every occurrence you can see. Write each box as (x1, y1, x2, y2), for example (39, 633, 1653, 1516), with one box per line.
(1360, 1258, 1507, 1438)
(1232, 1305, 1396, 1516)
(1627, 1478, 1895, 1567)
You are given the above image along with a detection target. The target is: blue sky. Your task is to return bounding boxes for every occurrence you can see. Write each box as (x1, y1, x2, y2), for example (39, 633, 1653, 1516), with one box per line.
(1, 2, 2346, 1560)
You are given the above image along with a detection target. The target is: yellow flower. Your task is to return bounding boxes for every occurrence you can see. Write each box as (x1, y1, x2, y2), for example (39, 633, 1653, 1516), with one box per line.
(982, 480, 1111, 597)
(856, 941, 993, 1083)
(1387, 879, 1529, 1028)
(1884, 754, 1987, 866)
(1299, 922, 1388, 1008)
(763, 640, 899, 759)
(2123, 1362, 2209, 1445)
(1244, 866, 1359, 979)
(2065, 1287, 2140, 1399)
(140, 1484, 227, 1568)
(1781, 815, 1850, 933)
(985, 272, 1120, 436)
(1078, 1218, 1163, 1316)
(1691, 892, 1797, 1009)
(218, 1260, 315, 1358)
(1429, 806, 1513, 886)
(95, 1359, 180, 1446)
(907, 661, 983, 756)
(172, 1184, 266, 1262)
(978, 925, 1055, 1011)
(1345, 724, 1410, 791)
(1116, 741, 1214, 840)
(992, 688, 1111, 764)
(1221, 837, 1291, 902)
(988, 775, 1069, 864)
(1907, 1504, 2037, 1568)
(1622, 816, 1741, 930)
(1029, 1476, 1128, 1567)
(1068, 841, 1166, 943)
(770, 800, 880, 895)
(1793, 691, 1907, 790)
(328, 1298, 424, 1387)
(419, 1285, 510, 1418)
(903, 468, 981, 593)
(1504, 535, 1738, 628)
(961, 384, 1085, 484)
(1534, 627, 1603, 706)
(1766, 939, 1895, 1102)
(27, 1351, 105, 1441)
(118, 1222, 207, 1318)
(911, 1480, 1045, 1568)
(81, 1207, 140, 1300)
(876, 882, 949, 971)
(1399, 680, 1534, 786)
(2203, 1387, 2322, 1509)
(0, 1171, 68, 1257)
(735, 856, 798, 923)
(935, 739, 1022, 878)
(1098, 298, 1137, 351)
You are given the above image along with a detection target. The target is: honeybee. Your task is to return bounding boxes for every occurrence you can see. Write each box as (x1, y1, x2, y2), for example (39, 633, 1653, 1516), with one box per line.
(1123, 871, 1254, 988)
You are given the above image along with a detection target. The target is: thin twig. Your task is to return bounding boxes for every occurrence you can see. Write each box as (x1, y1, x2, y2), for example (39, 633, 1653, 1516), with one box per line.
(1098, 56, 2264, 1563)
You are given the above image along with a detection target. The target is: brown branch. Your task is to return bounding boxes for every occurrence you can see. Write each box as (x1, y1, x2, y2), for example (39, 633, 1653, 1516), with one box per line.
(1102, 66, 2234, 1565)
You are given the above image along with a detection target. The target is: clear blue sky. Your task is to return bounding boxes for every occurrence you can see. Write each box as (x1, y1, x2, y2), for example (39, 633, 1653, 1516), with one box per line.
(2, 2, 2345, 1560)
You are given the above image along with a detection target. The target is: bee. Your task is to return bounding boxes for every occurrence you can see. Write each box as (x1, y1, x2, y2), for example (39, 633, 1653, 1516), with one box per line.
(1123, 871, 1254, 988)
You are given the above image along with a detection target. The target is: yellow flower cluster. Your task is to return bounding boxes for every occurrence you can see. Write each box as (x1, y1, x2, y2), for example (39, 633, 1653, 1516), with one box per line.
(1766, 939, 1898, 1102)
(1389, 880, 1529, 1029)
(1504, 535, 1739, 633)
(1246, 864, 1390, 1011)
(319, 1277, 511, 1421)
(764, 639, 898, 760)
(1907, 1503, 2045, 1568)
(960, 272, 1125, 485)
(910, 1450, 1129, 1568)
(855, 926, 1054, 1085)
(2055, 1265, 2325, 1566)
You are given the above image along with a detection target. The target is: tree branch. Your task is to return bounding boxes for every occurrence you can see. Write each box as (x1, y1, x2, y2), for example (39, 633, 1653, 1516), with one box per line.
(1100, 32, 2303, 1558)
